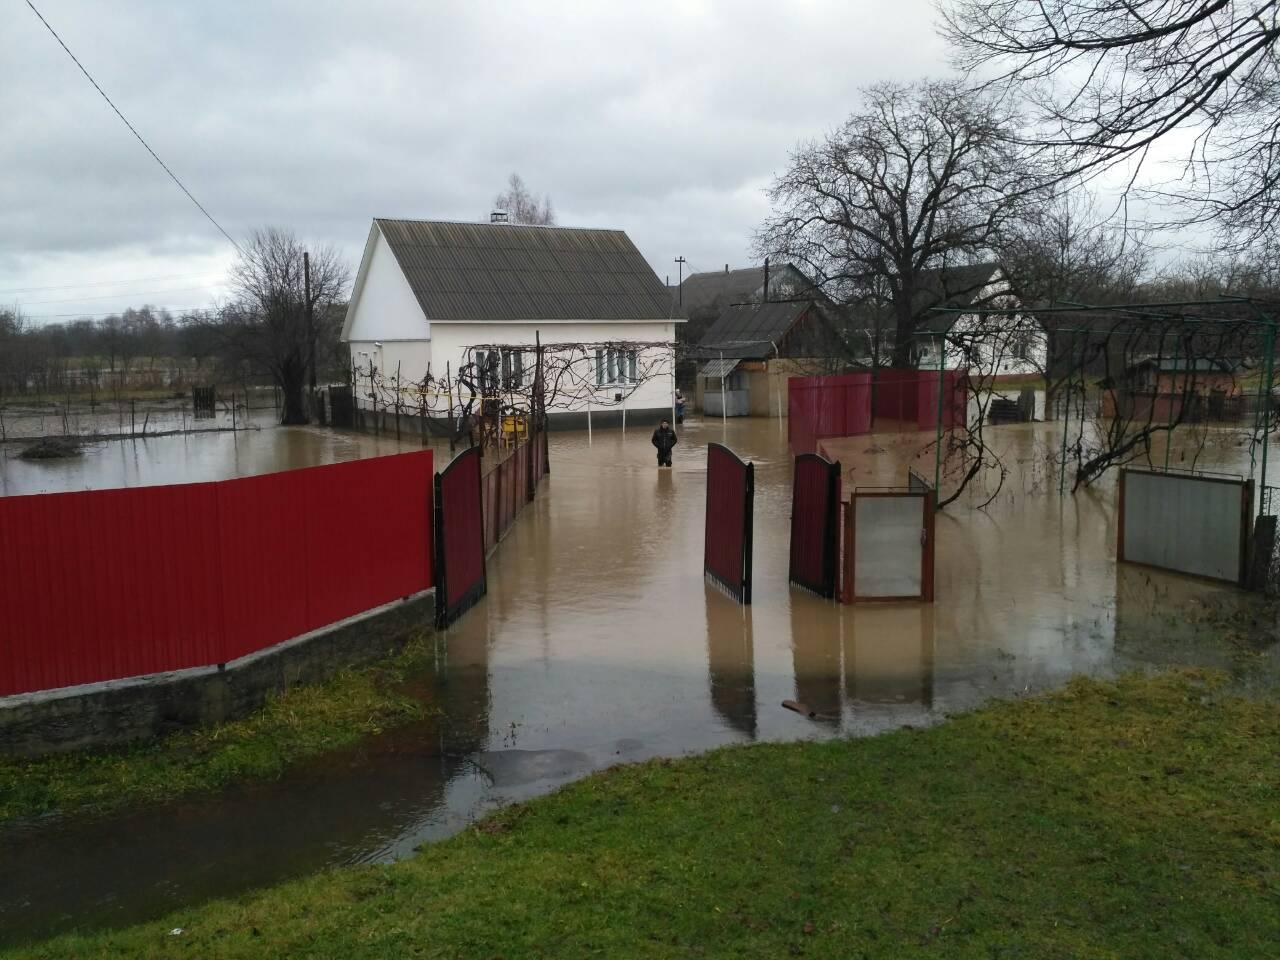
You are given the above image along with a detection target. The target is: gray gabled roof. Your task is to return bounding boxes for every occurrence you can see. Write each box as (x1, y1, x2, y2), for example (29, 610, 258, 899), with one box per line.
(373, 218, 680, 322)
(698, 300, 812, 359)
(679, 267, 768, 316)
(677, 263, 814, 317)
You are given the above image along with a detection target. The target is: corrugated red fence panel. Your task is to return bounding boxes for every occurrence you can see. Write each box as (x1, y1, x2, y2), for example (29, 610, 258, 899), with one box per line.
(0, 450, 434, 697)
(302, 454, 434, 633)
(704, 443, 754, 603)
(789, 370, 967, 453)
(788, 374, 872, 454)
(789, 453, 841, 598)
(435, 447, 486, 627)
(216, 470, 312, 662)
(916, 370, 966, 430)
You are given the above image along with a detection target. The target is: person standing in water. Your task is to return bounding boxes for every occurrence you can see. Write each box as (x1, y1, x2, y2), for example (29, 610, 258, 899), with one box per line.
(651, 419, 677, 467)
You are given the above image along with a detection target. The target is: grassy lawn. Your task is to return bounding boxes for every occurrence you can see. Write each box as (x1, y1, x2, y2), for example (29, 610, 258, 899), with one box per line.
(0, 633, 437, 823)
(10, 669, 1278, 959)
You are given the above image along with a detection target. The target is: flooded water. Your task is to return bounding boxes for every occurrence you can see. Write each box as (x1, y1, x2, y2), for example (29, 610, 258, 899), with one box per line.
(0, 415, 440, 496)
(2, 415, 1277, 947)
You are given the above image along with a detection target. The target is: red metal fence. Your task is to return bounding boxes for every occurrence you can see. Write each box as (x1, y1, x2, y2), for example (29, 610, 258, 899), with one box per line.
(789, 453, 842, 598)
(480, 428, 549, 554)
(0, 451, 435, 698)
(704, 443, 754, 603)
(788, 374, 872, 456)
(788, 369, 967, 454)
(435, 447, 486, 628)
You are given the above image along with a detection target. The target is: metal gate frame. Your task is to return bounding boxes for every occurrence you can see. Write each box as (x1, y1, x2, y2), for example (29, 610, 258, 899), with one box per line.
(1117, 466, 1253, 585)
(434, 446, 487, 628)
(704, 442, 755, 603)
(841, 481, 935, 603)
(789, 452, 842, 597)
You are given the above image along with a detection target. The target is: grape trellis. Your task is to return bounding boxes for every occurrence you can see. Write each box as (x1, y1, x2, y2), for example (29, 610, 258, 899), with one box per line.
(351, 338, 675, 449)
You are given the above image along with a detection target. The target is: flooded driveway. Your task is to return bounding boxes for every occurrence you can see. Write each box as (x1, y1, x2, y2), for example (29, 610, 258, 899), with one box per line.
(2, 416, 1276, 946)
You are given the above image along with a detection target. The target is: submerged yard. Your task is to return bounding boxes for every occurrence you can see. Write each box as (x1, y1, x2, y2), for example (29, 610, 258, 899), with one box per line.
(8, 670, 1278, 959)
(2, 417, 1279, 951)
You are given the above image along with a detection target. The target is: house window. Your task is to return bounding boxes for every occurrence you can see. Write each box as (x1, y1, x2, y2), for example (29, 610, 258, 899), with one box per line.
(502, 349, 524, 389)
(1009, 323, 1033, 361)
(596, 347, 638, 386)
(473, 350, 499, 392)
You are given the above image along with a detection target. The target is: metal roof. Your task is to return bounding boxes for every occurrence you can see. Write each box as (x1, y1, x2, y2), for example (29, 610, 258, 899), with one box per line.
(697, 300, 812, 358)
(374, 218, 681, 322)
(700, 358, 740, 378)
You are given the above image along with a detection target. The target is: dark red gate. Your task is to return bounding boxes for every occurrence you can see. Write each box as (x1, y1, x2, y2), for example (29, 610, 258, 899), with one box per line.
(704, 443, 754, 603)
(434, 447, 486, 628)
(789, 453, 842, 597)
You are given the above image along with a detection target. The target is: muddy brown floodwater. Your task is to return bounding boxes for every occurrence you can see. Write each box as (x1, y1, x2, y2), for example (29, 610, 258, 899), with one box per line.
(2, 416, 1277, 947)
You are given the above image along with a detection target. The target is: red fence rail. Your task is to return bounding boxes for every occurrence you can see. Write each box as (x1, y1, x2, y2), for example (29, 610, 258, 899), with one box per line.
(704, 442, 754, 603)
(789, 453, 842, 598)
(0, 451, 434, 697)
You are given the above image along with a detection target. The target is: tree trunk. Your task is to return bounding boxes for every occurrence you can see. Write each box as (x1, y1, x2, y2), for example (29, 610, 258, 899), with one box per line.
(280, 370, 310, 425)
(891, 307, 916, 369)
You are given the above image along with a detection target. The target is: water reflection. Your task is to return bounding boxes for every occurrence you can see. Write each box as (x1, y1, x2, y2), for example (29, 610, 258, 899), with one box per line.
(705, 588, 756, 738)
(845, 605, 934, 709)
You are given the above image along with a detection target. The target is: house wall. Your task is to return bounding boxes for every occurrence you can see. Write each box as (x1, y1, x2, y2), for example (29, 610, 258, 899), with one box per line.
(919, 312, 1047, 378)
(344, 227, 430, 343)
(428, 320, 678, 417)
(348, 340, 434, 388)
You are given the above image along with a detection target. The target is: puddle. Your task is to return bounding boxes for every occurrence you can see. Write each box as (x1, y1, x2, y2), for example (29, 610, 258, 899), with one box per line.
(1, 415, 1276, 946)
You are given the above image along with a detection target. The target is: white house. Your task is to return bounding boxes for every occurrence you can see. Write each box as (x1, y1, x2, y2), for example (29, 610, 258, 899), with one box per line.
(910, 263, 1047, 380)
(341, 218, 682, 426)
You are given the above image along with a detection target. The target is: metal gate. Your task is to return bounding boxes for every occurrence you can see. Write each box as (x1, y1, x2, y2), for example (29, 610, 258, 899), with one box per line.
(704, 443, 754, 603)
(1118, 467, 1252, 585)
(789, 453, 841, 597)
(841, 472, 935, 603)
(191, 386, 216, 419)
(434, 447, 487, 628)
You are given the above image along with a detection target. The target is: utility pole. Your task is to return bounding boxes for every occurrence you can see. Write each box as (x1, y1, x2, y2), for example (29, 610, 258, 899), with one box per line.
(675, 256, 687, 305)
(304, 250, 320, 424)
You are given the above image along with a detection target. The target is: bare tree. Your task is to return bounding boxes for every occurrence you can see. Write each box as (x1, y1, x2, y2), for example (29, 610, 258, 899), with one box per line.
(756, 79, 1046, 368)
(941, 1, 1280, 244)
(493, 173, 556, 225)
(221, 228, 349, 425)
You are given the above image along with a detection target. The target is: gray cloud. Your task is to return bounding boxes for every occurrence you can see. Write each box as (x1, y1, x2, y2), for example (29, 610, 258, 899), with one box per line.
(1, 0, 950, 319)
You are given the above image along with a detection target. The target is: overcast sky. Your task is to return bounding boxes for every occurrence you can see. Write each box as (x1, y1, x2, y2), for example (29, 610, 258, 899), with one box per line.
(0, 0, 962, 323)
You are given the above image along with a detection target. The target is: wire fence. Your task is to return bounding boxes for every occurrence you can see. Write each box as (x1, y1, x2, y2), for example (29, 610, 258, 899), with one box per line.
(0, 386, 283, 444)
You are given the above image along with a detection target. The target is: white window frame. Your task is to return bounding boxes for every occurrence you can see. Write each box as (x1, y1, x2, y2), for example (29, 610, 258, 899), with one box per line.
(595, 347, 638, 387)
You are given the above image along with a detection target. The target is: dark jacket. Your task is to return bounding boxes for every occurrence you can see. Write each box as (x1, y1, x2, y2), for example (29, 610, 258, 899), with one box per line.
(651, 426, 678, 453)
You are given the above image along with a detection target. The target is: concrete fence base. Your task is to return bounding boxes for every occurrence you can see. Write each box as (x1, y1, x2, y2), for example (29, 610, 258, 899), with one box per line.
(0, 591, 435, 759)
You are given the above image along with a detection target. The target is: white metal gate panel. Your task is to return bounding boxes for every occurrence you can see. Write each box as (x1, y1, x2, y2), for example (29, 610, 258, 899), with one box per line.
(853, 494, 926, 598)
(1120, 468, 1250, 584)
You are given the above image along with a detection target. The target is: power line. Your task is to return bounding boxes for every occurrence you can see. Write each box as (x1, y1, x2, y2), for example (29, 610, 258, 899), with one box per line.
(0, 273, 223, 296)
(24, 0, 243, 255)
(17, 284, 224, 307)
(22, 306, 214, 322)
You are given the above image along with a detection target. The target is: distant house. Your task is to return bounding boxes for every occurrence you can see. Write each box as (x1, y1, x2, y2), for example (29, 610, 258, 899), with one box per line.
(676, 263, 815, 347)
(1101, 356, 1248, 421)
(341, 218, 682, 427)
(906, 263, 1046, 380)
(694, 299, 844, 417)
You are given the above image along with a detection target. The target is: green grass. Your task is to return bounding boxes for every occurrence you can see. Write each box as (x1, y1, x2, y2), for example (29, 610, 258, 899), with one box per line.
(10, 669, 1278, 959)
(0, 634, 438, 824)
